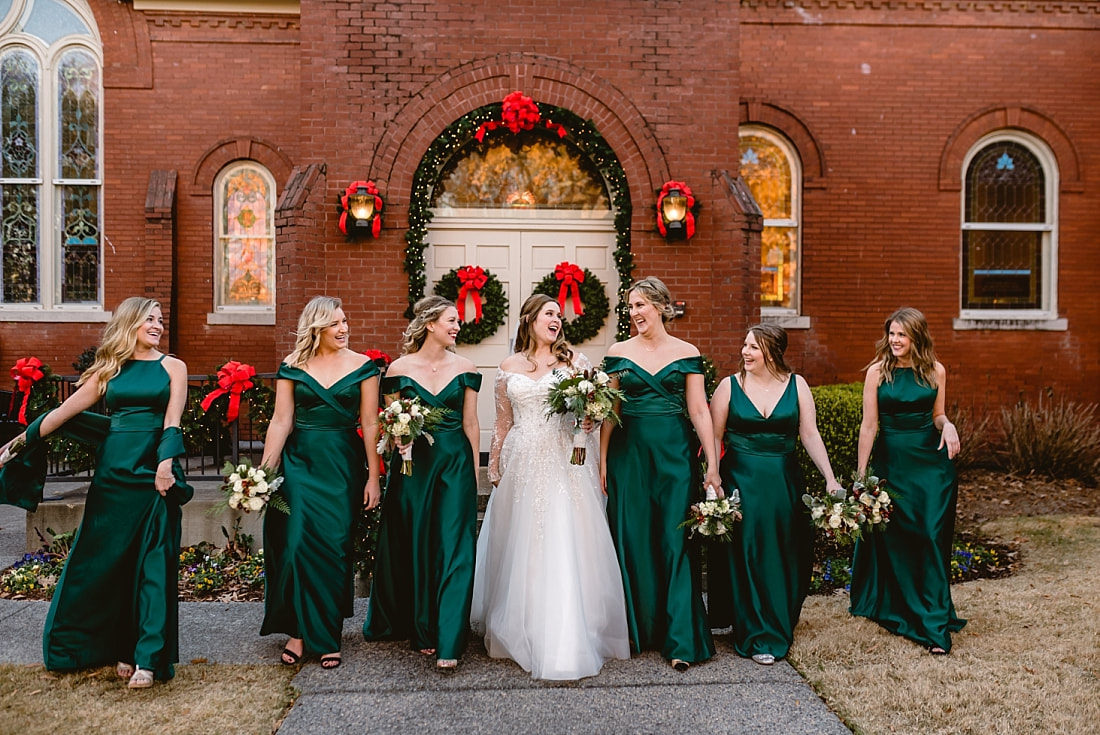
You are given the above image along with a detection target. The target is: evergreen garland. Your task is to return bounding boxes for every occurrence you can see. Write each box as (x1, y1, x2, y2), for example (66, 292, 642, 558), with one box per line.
(404, 102, 634, 339)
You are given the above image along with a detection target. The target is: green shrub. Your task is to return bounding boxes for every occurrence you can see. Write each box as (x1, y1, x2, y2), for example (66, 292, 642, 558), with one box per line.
(799, 382, 863, 493)
(999, 391, 1100, 484)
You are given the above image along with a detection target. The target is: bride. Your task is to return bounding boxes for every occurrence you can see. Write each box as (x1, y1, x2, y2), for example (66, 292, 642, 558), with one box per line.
(470, 294, 630, 680)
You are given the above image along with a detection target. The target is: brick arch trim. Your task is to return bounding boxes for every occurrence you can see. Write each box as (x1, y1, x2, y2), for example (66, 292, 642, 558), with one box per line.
(739, 100, 827, 189)
(939, 106, 1084, 193)
(371, 53, 668, 223)
(192, 137, 294, 196)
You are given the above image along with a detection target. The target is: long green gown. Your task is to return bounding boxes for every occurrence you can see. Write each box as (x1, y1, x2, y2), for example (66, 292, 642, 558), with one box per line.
(602, 356, 714, 663)
(30, 357, 191, 680)
(708, 376, 812, 659)
(849, 367, 966, 651)
(261, 361, 378, 655)
(363, 372, 481, 661)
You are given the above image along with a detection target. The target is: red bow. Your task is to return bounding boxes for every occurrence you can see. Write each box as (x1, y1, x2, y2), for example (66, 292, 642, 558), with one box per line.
(456, 266, 488, 323)
(656, 180, 696, 240)
(10, 357, 45, 425)
(554, 262, 586, 317)
(339, 180, 383, 238)
(201, 361, 256, 422)
(363, 349, 392, 367)
(474, 91, 569, 142)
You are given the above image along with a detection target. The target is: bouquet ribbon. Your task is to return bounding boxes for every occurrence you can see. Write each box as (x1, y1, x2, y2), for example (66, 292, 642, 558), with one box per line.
(554, 262, 585, 317)
(10, 357, 45, 425)
(201, 360, 256, 422)
(656, 180, 696, 239)
(456, 265, 488, 323)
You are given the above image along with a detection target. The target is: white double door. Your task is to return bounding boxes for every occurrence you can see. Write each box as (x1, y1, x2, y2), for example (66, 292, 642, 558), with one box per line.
(425, 213, 618, 451)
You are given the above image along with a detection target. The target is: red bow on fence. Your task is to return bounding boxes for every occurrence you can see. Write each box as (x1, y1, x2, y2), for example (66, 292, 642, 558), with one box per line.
(554, 262, 586, 317)
(456, 266, 488, 323)
(200, 361, 256, 422)
(9, 356, 45, 425)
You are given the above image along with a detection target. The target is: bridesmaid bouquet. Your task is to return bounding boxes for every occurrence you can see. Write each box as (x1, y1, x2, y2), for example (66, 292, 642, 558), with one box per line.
(544, 367, 624, 465)
(218, 458, 288, 514)
(376, 397, 450, 475)
(802, 473, 892, 540)
(849, 473, 893, 536)
(678, 488, 742, 542)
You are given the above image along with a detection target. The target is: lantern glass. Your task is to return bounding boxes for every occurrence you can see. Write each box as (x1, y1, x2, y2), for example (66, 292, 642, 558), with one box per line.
(662, 191, 688, 224)
(349, 187, 375, 222)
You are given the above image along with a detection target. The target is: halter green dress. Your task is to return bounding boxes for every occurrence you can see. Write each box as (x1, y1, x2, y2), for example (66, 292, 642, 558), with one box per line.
(364, 373, 481, 661)
(602, 356, 714, 664)
(850, 367, 966, 651)
(708, 376, 812, 659)
(261, 361, 378, 655)
(39, 357, 191, 680)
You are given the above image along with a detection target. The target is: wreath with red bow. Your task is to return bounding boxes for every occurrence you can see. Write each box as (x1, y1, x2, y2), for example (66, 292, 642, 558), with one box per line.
(532, 263, 609, 345)
(432, 266, 509, 345)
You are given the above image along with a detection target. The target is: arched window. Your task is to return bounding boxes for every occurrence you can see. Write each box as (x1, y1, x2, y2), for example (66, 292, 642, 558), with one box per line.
(739, 127, 802, 315)
(213, 162, 276, 313)
(0, 0, 101, 313)
(961, 133, 1057, 319)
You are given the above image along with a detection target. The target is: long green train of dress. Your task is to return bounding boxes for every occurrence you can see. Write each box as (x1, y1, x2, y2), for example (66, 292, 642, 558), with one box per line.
(261, 361, 378, 655)
(849, 367, 966, 651)
(602, 356, 714, 664)
(364, 372, 481, 661)
(707, 376, 812, 659)
(3, 357, 193, 680)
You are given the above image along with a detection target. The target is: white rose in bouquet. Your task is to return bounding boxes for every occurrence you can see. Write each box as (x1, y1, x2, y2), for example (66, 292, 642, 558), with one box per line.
(252, 480, 269, 497)
(578, 380, 594, 394)
(594, 371, 610, 385)
(246, 496, 265, 512)
(828, 514, 843, 529)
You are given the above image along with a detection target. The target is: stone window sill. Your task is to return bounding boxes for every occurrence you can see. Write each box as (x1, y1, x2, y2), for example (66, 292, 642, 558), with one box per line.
(206, 311, 276, 326)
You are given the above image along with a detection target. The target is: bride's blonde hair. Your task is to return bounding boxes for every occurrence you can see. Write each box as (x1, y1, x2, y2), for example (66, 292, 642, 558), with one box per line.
(78, 297, 160, 396)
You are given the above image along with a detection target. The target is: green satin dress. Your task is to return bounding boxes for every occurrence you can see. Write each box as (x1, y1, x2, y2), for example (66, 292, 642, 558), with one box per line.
(42, 357, 192, 680)
(603, 356, 714, 664)
(364, 373, 481, 660)
(708, 376, 812, 659)
(261, 361, 378, 655)
(850, 367, 966, 651)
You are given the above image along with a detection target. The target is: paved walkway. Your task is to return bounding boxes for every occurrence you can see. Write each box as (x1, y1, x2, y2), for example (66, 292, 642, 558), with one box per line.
(0, 503, 850, 734)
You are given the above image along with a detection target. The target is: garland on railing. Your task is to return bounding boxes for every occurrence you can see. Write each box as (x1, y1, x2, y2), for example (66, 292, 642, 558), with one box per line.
(404, 101, 634, 339)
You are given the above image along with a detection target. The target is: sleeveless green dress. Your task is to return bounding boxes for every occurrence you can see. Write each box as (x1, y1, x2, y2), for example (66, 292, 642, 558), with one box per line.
(708, 376, 812, 659)
(261, 361, 378, 655)
(364, 373, 481, 661)
(849, 367, 966, 650)
(602, 356, 714, 664)
(43, 356, 192, 680)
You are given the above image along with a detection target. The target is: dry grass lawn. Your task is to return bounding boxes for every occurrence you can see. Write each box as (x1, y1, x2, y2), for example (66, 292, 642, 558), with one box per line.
(790, 515, 1100, 735)
(0, 662, 296, 735)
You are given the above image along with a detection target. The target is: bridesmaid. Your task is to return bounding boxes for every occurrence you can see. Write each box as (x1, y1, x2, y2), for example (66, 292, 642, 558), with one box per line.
(260, 296, 381, 669)
(708, 324, 843, 665)
(0, 297, 190, 689)
(849, 307, 964, 654)
(363, 295, 481, 671)
(599, 277, 722, 671)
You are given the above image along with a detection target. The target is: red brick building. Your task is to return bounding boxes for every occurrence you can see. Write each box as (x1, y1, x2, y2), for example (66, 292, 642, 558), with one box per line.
(0, 0, 1096, 436)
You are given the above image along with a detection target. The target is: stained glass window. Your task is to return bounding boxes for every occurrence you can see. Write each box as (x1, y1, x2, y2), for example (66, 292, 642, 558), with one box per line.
(1, 49, 38, 303)
(740, 129, 800, 311)
(431, 129, 610, 210)
(56, 48, 99, 304)
(216, 163, 276, 309)
(962, 138, 1052, 311)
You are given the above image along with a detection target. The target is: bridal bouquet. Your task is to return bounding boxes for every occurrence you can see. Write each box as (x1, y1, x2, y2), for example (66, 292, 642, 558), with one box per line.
(218, 458, 288, 515)
(544, 367, 624, 465)
(679, 487, 742, 542)
(376, 396, 450, 475)
(802, 473, 892, 541)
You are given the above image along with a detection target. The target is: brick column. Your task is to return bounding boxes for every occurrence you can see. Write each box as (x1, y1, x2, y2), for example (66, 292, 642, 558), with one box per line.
(274, 163, 328, 361)
(144, 170, 178, 353)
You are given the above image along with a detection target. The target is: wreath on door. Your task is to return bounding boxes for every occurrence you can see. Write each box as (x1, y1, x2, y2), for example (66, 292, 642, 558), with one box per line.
(432, 266, 509, 345)
(532, 262, 609, 345)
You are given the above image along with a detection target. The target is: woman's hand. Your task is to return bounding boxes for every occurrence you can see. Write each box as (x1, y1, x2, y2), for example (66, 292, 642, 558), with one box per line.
(363, 477, 382, 509)
(939, 421, 961, 460)
(580, 416, 598, 434)
(826, 481, 846, 499)
(703, 468, 723, 499)
(154, 459, 174, 496)
(0, 433, 27, 467)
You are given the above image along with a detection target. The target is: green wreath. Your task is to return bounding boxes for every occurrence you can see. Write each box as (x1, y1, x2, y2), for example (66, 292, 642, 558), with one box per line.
(532, 267, 610, 345)
(433, 267, 509, 345)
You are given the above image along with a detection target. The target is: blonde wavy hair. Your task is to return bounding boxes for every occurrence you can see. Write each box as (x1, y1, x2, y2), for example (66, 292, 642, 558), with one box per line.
(629, 276, 677, 323)
(401, 295, 457, 356)
(870, 307, 938, 388)
(286, 296, 345, 367)
(78, 297, 160, 395)
(514, 293, 573, 368)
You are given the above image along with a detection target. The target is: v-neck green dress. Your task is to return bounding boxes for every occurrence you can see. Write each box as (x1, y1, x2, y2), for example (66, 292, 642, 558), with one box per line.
(261, 361, 378, 655)
(602, 356, 714, 664)
(850, 368, 966, 650)
(707, 376, 812, 659)
(364, 373, 481, 660)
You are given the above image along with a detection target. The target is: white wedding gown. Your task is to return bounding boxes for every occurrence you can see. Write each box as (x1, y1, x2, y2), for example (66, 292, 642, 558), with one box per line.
(470, 361, 630, 680)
